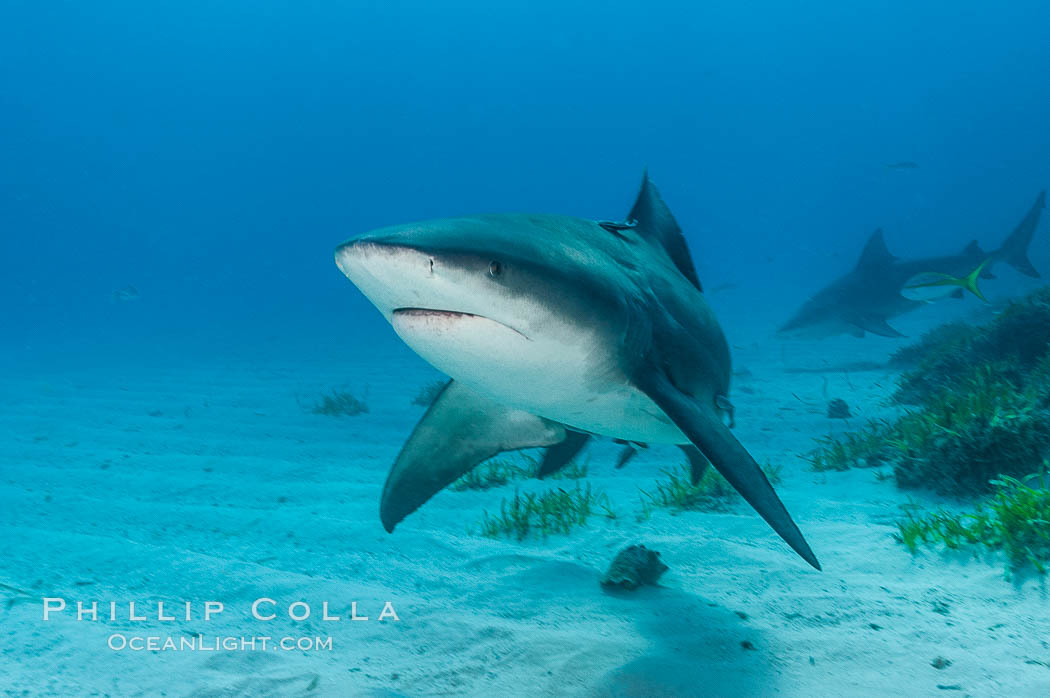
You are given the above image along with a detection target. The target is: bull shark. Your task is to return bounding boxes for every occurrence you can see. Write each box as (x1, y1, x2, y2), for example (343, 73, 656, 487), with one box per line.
(335, 174, 820, 569)
(778, 191, 1045, 339)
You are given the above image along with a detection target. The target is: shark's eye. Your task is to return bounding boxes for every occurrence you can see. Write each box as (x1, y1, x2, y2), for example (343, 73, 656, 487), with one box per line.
(488, 261, 503, 278)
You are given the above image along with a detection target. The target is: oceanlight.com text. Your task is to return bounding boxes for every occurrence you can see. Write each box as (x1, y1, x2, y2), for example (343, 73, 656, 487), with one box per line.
(107, 634, 334, 652)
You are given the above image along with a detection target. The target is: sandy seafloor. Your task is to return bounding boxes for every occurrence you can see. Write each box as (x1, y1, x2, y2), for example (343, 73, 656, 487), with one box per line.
(2, 311, 1050, 697)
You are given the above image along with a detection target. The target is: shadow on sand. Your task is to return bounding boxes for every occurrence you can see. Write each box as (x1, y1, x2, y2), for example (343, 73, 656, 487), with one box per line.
(590, 586, 775, 698)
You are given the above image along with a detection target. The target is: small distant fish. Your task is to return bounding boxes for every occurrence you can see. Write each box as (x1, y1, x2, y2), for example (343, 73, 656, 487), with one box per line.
(709, 282, 738, 294)
(886, 161, 919, 170)
(901, 259, 991, 303)
(111, 285, 140, 303)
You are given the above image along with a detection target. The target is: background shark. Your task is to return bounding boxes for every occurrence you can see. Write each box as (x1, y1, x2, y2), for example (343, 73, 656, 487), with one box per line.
(335, 175, 821, 569)
(778, 190, 1045, 338)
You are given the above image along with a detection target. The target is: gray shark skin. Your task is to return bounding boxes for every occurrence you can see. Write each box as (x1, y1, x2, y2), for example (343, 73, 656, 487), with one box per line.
(779, 190, 1046, 339)
(335, 174, 820, 570)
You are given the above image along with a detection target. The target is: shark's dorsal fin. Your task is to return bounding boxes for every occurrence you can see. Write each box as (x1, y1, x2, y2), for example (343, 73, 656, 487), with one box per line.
(962, 239, 983, 256)
(627, 172, 704, 292)
(854, 229, 897, 271)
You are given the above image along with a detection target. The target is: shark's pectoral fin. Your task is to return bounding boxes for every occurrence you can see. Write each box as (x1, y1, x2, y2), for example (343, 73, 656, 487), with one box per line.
(537, 431, 590, 478)
(680, 445, 711, 485)
(852, 316, 904, 338)
(634, 369, 820, 570)
(380, 380, 566, 532)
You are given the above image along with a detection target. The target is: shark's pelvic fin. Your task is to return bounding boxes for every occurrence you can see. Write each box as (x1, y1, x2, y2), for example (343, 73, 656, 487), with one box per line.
(962, 240, 996, 278)
(681, 445, 712, 485)
(634, 368, 820, 570)
(610, 443, 705, 482)
(852, 315, 904, 338)
(998, 190, 1045, 278)
(854, 229, 898, 271)
(615, 443, 641, 469)
(627, 172, 704, 292)
(536, 431, 590, 478)
(380, 380, 566, 532)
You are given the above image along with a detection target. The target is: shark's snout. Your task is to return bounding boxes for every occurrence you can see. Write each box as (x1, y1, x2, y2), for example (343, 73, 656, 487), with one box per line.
(333, 240, 358, 280)
(775, 314, 804, 336)
(335, 239, 430, 281)
(335, 238, 437, 316)
(334, 238, 374, 282)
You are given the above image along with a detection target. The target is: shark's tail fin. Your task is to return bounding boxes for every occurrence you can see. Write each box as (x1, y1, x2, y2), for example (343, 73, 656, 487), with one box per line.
(997, 190, 1045, 278)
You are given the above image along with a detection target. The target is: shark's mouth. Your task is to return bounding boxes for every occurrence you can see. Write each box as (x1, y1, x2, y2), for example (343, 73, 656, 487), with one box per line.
(391, 308, 530, 340)
(393, 307, 478, 320)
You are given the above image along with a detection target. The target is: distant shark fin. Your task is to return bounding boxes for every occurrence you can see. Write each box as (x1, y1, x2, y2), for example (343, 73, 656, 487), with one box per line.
(852, 315, 904, 338)
(997, 190, 1045, 278)
(380, 380, 566, 532)
(962, 239, 983, 256)
(854, 229, 897, 271)
(634, 366, 820, 570)
(627, 171, 704, 292)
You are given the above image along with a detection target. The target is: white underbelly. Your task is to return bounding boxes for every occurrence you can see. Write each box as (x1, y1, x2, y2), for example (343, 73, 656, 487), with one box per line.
(532, 384, 688, 444)
(391, 310, 688, 444)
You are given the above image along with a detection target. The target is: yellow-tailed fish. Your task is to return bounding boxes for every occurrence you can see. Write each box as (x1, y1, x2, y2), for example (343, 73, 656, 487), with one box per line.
(901, 258, 991, 303)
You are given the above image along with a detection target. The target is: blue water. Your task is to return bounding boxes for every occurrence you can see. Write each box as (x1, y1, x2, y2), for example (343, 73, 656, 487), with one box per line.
(3, 2, 1050, 695)
(3, 1, 1049, 354)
